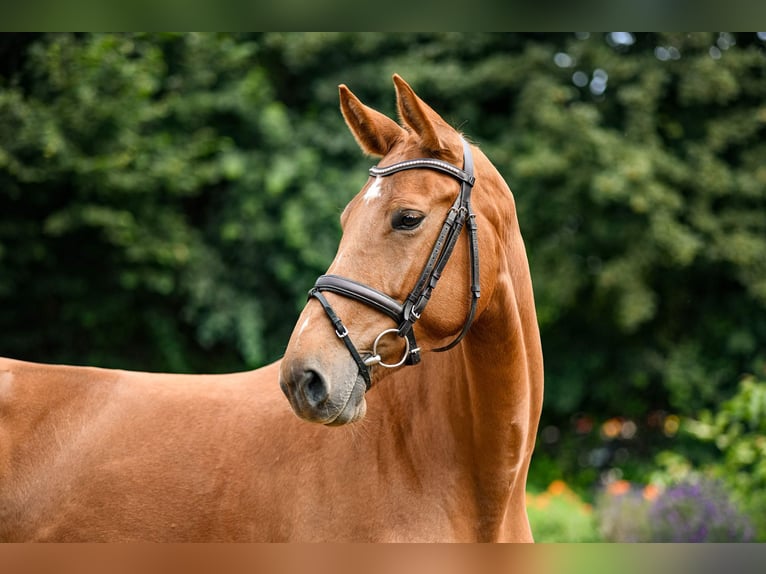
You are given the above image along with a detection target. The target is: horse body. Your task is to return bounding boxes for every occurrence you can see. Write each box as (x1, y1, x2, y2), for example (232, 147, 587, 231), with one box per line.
(0, 352, 533, 541)
(0, 75, 542, 542)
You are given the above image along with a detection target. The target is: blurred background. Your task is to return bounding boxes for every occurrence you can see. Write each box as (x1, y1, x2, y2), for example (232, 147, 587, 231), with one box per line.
(1, 32, 764, 541)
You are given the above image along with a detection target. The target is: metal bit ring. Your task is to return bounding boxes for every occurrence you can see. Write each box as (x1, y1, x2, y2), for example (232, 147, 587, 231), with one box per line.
(363, 328, 411, 368)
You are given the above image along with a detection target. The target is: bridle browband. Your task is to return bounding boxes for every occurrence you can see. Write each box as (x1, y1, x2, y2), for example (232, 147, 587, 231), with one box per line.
(308, 137, 480, 390)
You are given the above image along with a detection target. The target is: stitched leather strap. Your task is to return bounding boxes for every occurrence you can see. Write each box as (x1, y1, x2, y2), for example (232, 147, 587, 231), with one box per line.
(314, 275, 403, 323)
(309, 289, 372, 390)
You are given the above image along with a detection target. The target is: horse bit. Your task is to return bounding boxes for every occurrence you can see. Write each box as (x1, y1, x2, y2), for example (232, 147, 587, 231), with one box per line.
(308, 137, 480, 390)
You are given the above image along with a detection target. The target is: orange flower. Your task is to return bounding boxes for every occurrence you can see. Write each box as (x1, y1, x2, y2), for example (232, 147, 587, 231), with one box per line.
(642, 484, 660, 501)
(601, 417, 623, 439)
(526, 492, 550, 509)
(547, 479, 568, 496)
(606, 479, 631, 496)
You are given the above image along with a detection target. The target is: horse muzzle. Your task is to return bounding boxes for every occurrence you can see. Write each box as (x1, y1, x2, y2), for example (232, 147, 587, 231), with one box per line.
(279, 359, 367, 426)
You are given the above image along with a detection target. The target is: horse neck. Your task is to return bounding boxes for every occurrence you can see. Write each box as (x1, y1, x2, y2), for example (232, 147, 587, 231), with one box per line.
(464, 234, 543, 467)
(448, 163, 543, 462)
(373, 213, 543, 495)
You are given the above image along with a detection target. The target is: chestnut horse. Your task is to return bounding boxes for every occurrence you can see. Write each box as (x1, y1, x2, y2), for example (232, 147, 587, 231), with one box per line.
(0, 75, 543, 542)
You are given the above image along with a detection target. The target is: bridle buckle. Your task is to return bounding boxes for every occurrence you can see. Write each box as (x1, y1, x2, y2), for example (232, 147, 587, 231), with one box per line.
(335, 325, 349, 339)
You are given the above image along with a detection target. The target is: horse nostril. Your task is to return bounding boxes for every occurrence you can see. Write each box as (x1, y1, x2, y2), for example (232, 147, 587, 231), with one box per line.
(300, 369, 329, 407)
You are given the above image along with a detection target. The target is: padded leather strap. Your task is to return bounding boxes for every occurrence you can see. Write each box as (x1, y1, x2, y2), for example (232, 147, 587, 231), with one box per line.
(314, 275, 403, 323)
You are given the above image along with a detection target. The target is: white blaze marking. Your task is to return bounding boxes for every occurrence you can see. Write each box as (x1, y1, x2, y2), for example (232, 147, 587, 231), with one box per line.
(0, 371, 11, 398)
(298, 317, 311, 336)
(363, 177, 383, 203)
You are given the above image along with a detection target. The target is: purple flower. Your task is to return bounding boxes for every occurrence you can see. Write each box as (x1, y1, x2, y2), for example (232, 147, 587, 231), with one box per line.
(648, 479, 754, 542)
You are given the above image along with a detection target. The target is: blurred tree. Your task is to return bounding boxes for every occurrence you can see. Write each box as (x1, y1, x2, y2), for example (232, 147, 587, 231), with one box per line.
(0, 33, 351, 371)
(257, 32, 766, 417)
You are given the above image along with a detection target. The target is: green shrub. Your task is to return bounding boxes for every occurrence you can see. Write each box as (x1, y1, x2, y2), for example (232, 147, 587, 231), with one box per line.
(527, 481, 601, 542)
(652, 376, 766, 540)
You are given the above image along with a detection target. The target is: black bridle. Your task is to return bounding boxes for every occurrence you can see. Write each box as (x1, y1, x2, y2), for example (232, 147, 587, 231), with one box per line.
(308, 137, 480, 390)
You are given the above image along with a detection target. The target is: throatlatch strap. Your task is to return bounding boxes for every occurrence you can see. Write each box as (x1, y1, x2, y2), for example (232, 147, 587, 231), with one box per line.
(431, 137, 480, 353)
(393, 137, 480, 354)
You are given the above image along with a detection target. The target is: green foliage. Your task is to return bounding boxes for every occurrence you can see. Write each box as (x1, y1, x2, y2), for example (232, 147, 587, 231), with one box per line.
(508, 33, 766, 424)
(652, 376, 766, 540)
(527, 481, 600, 542)
(0, 33, 353, 371)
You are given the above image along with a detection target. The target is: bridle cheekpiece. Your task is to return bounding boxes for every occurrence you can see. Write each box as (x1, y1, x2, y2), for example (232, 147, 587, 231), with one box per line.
(308, 137, 480, 390)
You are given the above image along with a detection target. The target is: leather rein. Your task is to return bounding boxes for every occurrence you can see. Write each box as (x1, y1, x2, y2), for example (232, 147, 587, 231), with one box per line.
(308, 137, 480, 390)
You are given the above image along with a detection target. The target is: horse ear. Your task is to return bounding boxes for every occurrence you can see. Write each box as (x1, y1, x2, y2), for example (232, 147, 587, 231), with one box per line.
(339, 84, 403, 157)
(393, 74, 443, 153)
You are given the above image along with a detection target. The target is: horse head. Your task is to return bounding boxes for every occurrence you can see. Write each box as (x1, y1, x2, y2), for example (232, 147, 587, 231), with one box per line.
(280, 75, 513, 426)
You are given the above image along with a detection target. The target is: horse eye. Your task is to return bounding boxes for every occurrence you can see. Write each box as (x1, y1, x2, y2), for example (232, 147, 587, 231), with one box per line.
(392, 210, 425, 231)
